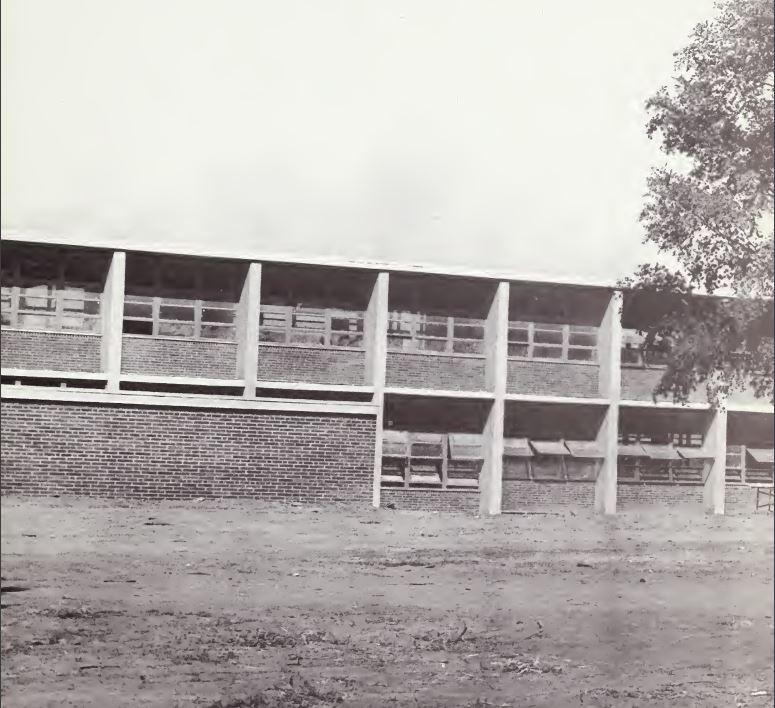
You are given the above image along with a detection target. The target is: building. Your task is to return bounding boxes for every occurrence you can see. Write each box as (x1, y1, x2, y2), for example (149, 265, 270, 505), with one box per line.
(1, 234, 772, 514)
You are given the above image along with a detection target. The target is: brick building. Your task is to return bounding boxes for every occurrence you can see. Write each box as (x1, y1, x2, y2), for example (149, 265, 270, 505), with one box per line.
(1, 235, 772, 514)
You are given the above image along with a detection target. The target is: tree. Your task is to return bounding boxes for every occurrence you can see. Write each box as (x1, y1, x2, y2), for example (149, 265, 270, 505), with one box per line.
(623, 0, 774, 405)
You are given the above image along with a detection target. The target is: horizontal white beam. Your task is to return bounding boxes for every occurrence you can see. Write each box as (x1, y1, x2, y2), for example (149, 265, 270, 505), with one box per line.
(1, 385, 379, 416)
(256, 380, 374, 393)
(1, 368, 108, 381)
(120, 373, 245, 387)
(387, 349, 486, 361)
(619, 398, 711, 411)
(2, 327, 101, 338)
(619, 398, 772, 413)
(384, 386, 496, 399)
(1, 231, 618, 290)
(725, 401, 775, 414)
(505, 393, 610, 406)
(122, 333, 238, 346)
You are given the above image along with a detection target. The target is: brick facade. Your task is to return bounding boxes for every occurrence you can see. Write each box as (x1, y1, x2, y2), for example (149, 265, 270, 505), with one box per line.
(379, 488, 480, 513)
(506, 359, 600, 398)
(616, 482, 704, 509)
(385, 352, 486, 391)
(501, 480, 595, 509)
(1, 330, 102, 372)
(0, 400, 375, 503)
(724, 484, 771, 515)
(620, 367, 708, 403)
(121, 336, 239, 379)
(258, 344, 365, 385)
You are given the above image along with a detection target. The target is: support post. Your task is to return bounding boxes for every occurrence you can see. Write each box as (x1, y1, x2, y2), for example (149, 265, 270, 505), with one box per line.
(366, 273, 389, 508)
(237, 263, 261, 397)
(480, 281, 509, 516)
(595, 290, 622, 514)
(101, 251, 125, 392)
(365, 273, 389, 388)
(703, 402, 727, 514)
(597, 289, 623, 399)
(595, 403, 618, 514)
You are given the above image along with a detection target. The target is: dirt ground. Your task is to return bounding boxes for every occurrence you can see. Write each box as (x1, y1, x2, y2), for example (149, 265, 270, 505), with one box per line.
(1, 497, 773, 708)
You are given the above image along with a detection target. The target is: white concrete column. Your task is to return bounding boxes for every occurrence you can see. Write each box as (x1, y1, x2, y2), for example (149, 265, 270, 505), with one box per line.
(480, 281, 509, 516)
(101, 251, 125, 392)
(366, 273, 389, 508)
(595, 290, 622, 514)
(237, 263, 262, 397)
(365, 273, 389, 388)
(598, 290, 623, 399)
(595, 403, 618, 514)
(703, 402, 727, 514)
(372, 401, 386, 509)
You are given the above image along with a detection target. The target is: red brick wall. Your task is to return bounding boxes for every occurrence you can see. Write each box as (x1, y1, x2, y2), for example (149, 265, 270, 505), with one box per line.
(506, 359, 600, 398)
(620, 367, 708, 403)
(385, 352, 486, 391)
(258, 344, 365, 385)
(616, 482, 704, 508)
(379, 488, 479, 513)
(121, 336, 238, 379)
(0, 400, 375, 503)
(1, 330, 101, 372)
(502, 480, 595, 509)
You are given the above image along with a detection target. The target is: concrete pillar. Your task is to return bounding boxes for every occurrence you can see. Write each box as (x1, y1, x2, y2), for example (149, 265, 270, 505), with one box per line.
(365, 273, 389, 388)
(703, 402, 727, 514)
(595, 403, 618, 514)
(595, 290, 622, 514)
(484, 282, 509, 393)
(480, 281, 509, 516)
(598, 289, 623, 399)
(237, 263, 261, 397)
(101, 251, 125, 392)
(366, 273, 389, 508)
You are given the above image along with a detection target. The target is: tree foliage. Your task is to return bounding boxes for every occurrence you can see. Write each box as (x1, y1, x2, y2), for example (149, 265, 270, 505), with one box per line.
(625, 0, 774, 404)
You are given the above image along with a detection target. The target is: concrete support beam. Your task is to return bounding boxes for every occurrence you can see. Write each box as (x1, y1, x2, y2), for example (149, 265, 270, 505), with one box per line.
(237, 263, 262, 397)
(372, 403, 386, 509)
(101, 251, 125, 392)
(365, 273, 389, 388)
(595, 290, 622, 514)
(366, 273, 390, 508)
(595, 403, 619, 514)
(597, 290, 623, 399)
(481, 398, 505, 516)
(484, 282, 509, 393)
(480, 281, 509, 516)
(703, 402, 727, 514)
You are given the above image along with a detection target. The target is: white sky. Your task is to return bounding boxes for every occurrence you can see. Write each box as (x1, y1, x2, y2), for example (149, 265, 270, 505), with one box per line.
(1, 0, 718, 283)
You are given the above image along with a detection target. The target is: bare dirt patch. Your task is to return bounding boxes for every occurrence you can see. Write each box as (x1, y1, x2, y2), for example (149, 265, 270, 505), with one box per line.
(1, 497, 773, 707)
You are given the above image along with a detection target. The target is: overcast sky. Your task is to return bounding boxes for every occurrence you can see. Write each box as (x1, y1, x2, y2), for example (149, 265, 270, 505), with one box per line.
(1, 0, 718, 283)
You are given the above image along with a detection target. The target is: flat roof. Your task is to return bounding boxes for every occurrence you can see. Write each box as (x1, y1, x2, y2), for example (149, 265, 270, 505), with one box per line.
(1, 229, 617, 291)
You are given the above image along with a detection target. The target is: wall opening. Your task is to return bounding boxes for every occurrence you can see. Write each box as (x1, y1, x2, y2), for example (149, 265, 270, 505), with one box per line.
(381, 395, 490, 492)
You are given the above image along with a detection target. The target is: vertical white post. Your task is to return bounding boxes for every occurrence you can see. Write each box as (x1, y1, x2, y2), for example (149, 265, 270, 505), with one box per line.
(595, 404, 618, 514)
(480, 281, 509, 516)
(704, 401, 727, 514)
(598, 289, 623, 399)
(237, 263, 261, 397)
(102, 251, 125, 392)
(365, 273, 389, 387)
(366, 273, 389, 508)
(595, 289, 622, 514)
